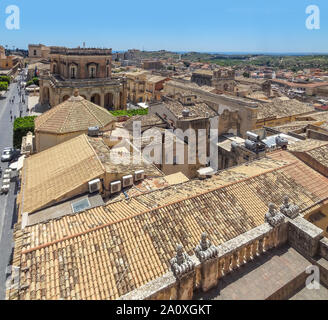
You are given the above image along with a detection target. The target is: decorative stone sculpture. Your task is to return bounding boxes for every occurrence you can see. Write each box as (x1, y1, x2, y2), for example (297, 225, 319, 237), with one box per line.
(280, 196, 300, 219)
(170, 244, 195, 278)
(265, 203, 285, 227)
(194, 232, 218, 262)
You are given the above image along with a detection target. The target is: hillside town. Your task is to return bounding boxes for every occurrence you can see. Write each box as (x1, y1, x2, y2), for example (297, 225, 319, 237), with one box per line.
(1, 42, 328, 302)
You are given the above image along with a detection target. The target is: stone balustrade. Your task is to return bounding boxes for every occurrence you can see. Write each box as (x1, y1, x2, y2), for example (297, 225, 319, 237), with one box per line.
(118, 197, 328, 301)
(47, 73, 124, 88)
(118, 222, 288, 300)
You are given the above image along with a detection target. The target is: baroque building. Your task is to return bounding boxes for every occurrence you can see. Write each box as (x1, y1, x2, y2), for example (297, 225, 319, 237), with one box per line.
(39, 47, 127, 110)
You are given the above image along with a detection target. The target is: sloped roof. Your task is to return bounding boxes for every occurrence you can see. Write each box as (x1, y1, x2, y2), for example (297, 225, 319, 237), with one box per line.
(34, 94, 116, 134)
(11, 154, 328, 300)
(124, 114, 166, 132)
(160, 100, 217, 119)
(20, 135, 105, 215)
(257, 98, 314, 120)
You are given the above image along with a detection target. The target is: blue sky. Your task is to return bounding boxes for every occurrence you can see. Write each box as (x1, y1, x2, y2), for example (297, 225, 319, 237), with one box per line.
(0, 0, 327, 53)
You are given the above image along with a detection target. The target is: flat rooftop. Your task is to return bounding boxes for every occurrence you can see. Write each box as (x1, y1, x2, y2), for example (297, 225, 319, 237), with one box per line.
(195, 246, 316, 300)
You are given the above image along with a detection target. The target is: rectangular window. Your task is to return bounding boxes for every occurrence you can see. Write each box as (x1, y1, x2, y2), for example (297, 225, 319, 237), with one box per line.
(91, 67, 95, 78)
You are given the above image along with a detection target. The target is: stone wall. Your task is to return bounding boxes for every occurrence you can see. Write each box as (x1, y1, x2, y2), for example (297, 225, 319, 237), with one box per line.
(307, 129, 328, 141)
(288, 217, 324, 258)
(163, 81, 258, 137)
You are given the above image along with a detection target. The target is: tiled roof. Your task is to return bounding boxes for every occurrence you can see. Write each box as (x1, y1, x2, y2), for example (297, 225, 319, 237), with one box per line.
(146, 75, 168, 83)
(306, 144, 328, 168)
(10, 155, 328, 300)
(124, 114, 166, 132)
(35, 95, 116, 134)
(20, 135, 105, 215)
(162, 100, 217, 119)
(257, 98, 314, 120)
(87, 136, 164, 177)
(271, 121, 314, 134)
(286, 139, 328, 153)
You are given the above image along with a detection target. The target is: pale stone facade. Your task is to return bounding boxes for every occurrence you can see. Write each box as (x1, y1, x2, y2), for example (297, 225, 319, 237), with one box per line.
(28, 44, 51, 59)
(0, 45, 23, 72)
(163, 80, 258, 138)
(126, 71, 148, 103)
(126, 71, 169, 104)
(39, 47, 127, 110)
(212, 68, 237, 93)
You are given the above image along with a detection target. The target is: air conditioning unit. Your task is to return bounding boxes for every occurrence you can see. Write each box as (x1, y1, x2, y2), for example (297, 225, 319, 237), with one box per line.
(88, 179, 101, 194)
(134, 170, 145, 182)
(110, 181, 122, 194)
(122, 175, 133, 188)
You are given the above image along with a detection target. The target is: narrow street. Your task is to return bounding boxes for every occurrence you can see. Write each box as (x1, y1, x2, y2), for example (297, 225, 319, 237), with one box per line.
(0, 70, 28, 300)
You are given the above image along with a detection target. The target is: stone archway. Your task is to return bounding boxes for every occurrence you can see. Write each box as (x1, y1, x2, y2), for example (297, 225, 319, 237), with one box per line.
(104, 92, 114, 110)
(62, 95, 70, 102)
(91, 93, 101, 106)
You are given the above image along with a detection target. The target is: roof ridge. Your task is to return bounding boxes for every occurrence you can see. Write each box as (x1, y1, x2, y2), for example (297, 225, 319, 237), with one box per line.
(21, 160, 297, 255)
(60, 100, 77, 134)
(83, 134, 106, 173)
(81, 99, 109, 127)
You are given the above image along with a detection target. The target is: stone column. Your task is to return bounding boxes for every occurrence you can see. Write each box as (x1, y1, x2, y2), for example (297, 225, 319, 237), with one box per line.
(114, 92, 120, 109)
(100, 94, 105, 108)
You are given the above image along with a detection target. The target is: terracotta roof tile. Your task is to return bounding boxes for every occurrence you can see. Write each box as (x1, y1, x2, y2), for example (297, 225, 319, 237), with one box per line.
(11, 155, 328, 300)
(35, 95, 116, 134)
(21, 135, 105, 215)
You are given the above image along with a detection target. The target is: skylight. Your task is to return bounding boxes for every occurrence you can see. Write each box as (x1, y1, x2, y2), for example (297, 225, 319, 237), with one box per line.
(71, 198, 91, 213)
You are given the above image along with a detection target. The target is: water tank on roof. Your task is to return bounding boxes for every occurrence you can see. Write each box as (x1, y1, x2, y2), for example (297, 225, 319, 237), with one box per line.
(245, 140, 257, 152)
(276, 136, 289, 150)
(88, 126, 100, 137)
(246, 131, 260, 142)
(231, 142, 239, 152)
(182, 109, 190, 118)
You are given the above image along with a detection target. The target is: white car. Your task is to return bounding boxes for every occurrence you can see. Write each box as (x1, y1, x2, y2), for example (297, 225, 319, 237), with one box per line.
(1, 148, 15, 162)
(0, 184, 10, 194)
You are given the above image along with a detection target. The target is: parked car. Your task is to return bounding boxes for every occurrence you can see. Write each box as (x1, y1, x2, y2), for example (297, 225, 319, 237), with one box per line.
(1, 148, 15, 162)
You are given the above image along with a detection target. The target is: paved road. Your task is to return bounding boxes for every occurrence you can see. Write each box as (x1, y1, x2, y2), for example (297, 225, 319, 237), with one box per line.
(0, 71, 28, 300)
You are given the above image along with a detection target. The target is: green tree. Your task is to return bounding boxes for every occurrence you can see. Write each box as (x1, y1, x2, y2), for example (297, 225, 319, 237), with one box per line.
(13, 116, 37, 149)
(0, 81, 8, 91)
(0, 76, 10, 84)
(110, 109, 148, 117)
(32, 77, 39, 86)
